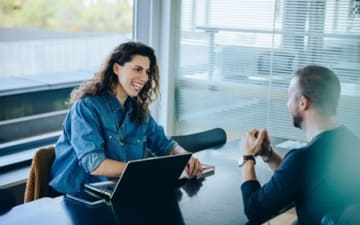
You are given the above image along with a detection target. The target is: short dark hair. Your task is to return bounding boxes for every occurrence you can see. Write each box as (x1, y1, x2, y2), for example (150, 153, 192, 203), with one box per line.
(294, 65, 341, 115)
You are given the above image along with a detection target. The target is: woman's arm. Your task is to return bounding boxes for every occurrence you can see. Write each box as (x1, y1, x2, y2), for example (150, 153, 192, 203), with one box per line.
(90, 159, 126, 178)
(170, 145, 203, 178)
(71, 99, 126, 178)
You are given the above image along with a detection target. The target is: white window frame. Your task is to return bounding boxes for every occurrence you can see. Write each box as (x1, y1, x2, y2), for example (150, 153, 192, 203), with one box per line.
(134, 0, 180, 135)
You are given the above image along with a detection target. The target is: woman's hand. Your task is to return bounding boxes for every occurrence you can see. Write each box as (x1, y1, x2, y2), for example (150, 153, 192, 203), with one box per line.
(170, 145, 203, 178)
(185, 156, 203, 178)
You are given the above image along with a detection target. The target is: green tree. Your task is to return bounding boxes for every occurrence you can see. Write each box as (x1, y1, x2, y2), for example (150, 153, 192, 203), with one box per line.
(0, 0, 132, 34)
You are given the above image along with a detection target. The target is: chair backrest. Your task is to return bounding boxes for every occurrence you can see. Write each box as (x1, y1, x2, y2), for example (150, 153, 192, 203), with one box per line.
(24, 146, 58, 203)
(171, 128, 227, 152)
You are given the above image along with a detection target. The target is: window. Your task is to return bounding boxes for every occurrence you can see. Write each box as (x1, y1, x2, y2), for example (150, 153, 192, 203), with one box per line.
(0, 0, 133, 164)
(175, 0, 360, 141)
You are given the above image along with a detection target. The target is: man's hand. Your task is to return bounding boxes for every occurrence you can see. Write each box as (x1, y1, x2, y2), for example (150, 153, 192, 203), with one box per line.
(185, 157, 202, 178)
(240, 129, 268, 156)
(257, 129, 272, 157)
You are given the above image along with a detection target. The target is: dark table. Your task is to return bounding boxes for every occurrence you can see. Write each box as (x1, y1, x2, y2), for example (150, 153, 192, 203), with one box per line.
(0, 139, 290, 225)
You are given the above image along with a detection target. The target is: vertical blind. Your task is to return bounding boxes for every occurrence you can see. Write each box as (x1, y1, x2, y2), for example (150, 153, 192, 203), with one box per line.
(174, 0, 360, 142)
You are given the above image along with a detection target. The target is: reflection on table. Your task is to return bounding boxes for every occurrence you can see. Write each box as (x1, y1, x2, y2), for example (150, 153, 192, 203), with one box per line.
(0, 139, 291, 225)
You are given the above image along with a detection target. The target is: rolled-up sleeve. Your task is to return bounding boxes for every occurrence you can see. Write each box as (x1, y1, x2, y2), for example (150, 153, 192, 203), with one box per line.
(81, 152, 106, 173)
(70, 99, 106, 172)
(146, 115, 176, 156)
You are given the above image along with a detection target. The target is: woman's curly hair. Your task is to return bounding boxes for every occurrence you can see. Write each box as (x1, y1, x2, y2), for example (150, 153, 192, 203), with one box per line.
(70, 41, 160, 124)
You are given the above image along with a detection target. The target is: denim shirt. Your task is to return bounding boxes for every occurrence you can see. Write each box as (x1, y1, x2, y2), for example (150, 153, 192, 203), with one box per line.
(49, 92, 176, 193)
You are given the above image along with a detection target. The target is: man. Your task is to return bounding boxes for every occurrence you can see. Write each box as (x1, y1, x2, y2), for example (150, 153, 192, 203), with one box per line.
(239, 65, 360, 225)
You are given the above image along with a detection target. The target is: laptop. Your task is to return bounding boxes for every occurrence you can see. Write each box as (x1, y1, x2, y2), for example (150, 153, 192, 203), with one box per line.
(84, 153, 192, 202)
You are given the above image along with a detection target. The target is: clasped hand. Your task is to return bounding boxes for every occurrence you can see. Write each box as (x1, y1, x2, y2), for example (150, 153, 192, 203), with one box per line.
(240, 128, 271, 156)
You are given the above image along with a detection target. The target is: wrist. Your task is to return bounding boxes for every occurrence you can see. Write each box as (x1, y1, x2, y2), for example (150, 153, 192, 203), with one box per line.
(171, 146, 187, 155)
(239, 155, 256, 167)
(262, 146, 273, 162)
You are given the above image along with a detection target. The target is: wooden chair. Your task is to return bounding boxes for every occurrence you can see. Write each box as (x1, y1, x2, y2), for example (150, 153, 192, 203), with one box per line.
(24, 146, 60, 202)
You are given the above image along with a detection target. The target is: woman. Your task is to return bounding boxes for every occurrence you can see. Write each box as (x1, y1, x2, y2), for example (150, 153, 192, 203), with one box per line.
(49, 41, 202, 194)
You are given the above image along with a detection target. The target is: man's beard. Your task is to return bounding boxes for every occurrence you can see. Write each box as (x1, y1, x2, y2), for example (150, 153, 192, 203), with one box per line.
(293, 114, 303, 129)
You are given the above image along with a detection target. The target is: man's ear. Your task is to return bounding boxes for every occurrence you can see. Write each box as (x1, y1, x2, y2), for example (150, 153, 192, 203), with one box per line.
(113, 63, 122, 75)
(299, 96, 310, 110)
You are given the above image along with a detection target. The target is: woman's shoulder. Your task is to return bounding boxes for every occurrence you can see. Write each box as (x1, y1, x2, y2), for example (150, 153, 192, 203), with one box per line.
(78, 94, 109, 104)
(70, 95, 109, 112)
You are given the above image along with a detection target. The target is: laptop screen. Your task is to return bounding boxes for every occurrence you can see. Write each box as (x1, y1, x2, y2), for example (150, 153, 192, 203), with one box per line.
(85, 153, 192, 201)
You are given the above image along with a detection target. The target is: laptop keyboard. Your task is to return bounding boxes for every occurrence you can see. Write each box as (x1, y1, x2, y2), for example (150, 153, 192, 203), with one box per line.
(99, 182, 116, 192)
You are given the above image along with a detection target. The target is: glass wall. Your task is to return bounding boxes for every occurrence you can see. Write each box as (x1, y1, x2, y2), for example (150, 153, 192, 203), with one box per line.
(0, 0, 133, 77)
(0, 0, 133, 149)
(175, 0, 360, 141)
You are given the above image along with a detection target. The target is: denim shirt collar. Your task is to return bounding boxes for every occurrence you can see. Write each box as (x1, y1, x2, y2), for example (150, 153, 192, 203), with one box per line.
(102, 91, 134, 115)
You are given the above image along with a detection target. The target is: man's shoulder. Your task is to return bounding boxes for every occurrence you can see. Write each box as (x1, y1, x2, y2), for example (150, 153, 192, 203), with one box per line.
(285, 145, 309, 157)
(338, 125, 360, 142)
(282, 147, 308, 168)
(314, 125, 360, 148)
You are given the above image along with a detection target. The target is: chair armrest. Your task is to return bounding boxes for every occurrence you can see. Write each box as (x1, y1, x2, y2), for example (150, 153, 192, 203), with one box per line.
(171, 128, 227, 152)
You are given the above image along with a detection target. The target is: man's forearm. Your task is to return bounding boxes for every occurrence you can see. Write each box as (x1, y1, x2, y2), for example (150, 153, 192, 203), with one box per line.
(241, 160, 257, 182)
(261, 146, 282, 171)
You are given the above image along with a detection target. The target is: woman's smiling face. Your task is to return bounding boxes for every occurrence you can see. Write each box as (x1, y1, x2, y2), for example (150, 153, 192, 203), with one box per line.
(113, 54, 150, 101)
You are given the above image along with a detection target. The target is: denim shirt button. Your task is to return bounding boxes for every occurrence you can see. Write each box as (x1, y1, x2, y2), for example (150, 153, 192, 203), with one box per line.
(109, 136, 112, 139)
(120, 141, 125, 146)
(137, 140, 140, 144)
